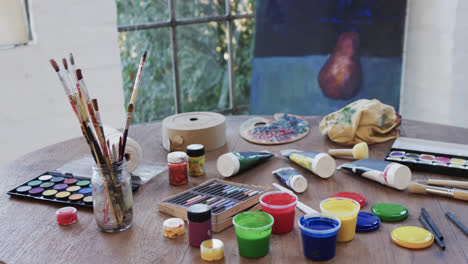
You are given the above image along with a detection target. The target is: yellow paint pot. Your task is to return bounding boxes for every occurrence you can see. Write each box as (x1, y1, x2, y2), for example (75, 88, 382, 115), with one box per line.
(320, 197, 360, 242)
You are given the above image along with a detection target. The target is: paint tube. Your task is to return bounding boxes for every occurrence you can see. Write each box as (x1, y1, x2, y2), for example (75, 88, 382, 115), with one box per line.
(281, 149, 336, 178)
(217, 151, 275, 177)
(273, 167, 308, 193)
(338, 159, 412, 190)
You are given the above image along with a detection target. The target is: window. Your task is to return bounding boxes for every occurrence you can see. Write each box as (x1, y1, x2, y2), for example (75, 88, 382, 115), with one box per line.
(0, 0, 33, 49)
(117, 0, 256, 123)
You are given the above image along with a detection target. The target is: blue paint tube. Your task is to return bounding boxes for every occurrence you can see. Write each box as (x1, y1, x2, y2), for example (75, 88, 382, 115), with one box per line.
(272, 167, 308, 193)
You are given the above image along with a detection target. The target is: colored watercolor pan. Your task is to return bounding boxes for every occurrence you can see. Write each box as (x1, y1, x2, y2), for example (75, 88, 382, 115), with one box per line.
(66, 186, 81, 192)
(76, 180, 90, 187)
(405, 153, 420, 159)
(78, 187, 92, 195)
(28, 180, 42, 187)
(449, 164, 465, 169)
(450, 158, 466, 165)
(83, 195, 93, 204)
(435, 157, 451, 163)
(389, 151, 405, 157)
(53, 183, 68, 191)
(55, 191, 71, 200)
(69, 193, 84, 202)
(16, 186, 32, 193)
(50, 177, 65, 183)
(419, 155, 435, 161)
(8, 171, 139, 209)
(42, 189, 58, 197)
(38, 175, 53, 181)
(64, 178, 79, 184)
(417, 160, 433, 165)
(40, 182, 55, 188)
(28, 188, 44, 196)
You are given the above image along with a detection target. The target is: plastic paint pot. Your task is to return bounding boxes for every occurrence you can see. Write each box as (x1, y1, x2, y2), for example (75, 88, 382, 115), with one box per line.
(259, 191, 297, 234)
(233, 211, 274, 258)
(298, 213, 341, 261)
(320, 197, 360, 242)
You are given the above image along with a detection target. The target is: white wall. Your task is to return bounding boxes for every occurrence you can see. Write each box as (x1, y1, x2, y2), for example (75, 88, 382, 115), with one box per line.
(401, 0, 468, 128)
(0, 0, 125, 165)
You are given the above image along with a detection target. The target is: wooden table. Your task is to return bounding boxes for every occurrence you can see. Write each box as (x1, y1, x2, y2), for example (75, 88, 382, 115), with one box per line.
(1, 116, 467, 264)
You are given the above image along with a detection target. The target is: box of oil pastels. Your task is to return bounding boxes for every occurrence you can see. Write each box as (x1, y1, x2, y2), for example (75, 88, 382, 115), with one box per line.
(385, 137, 468, 177)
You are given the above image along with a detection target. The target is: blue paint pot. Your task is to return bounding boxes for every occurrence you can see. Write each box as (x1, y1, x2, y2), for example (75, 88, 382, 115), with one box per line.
(298, 213, 341, 261)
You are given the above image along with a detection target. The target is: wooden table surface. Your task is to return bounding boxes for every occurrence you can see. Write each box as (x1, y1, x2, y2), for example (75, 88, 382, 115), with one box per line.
(1, 116, 468, 264)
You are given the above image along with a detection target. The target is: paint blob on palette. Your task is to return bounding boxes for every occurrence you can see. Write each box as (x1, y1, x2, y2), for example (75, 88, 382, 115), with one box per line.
(239, 113, 310, 145)
(7, 172, 103, 208)
(386, 150, 468, 177)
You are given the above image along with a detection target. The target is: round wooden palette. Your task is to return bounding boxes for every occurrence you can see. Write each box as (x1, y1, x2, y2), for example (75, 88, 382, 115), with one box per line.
(239, 113, 310, 145)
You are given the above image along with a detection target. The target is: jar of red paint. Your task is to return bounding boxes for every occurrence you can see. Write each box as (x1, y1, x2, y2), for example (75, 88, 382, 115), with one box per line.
(167, 151, 188, 186)
(259, 191, 297, 234)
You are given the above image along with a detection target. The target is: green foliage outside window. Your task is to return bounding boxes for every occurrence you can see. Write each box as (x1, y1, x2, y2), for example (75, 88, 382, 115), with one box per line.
(116, 0, 255, 123)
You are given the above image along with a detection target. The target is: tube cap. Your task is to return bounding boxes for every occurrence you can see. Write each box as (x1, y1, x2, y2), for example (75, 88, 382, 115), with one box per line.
(385, 163, 412, 190)
(217, 153, 240, 177)
(187, 204, 212, 223)
(312, 153, 336, 178)
(391, 226, 434, 249)
(289, 174, 308, 193)
(356, 212, 381, 232)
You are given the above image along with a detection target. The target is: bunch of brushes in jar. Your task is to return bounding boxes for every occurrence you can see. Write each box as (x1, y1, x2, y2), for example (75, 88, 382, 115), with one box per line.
(49, 51, 147, 228)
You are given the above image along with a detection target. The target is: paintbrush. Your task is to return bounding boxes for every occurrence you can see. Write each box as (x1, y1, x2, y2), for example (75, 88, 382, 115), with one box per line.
(69, 53, 77, 83)
(417, 178, 468, 188)
(120, 51, 147, 160)
(408, 182, 468, 201)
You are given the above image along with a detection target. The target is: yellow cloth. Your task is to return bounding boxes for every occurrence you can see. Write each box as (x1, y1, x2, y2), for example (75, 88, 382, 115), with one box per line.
(320, 99, 401, 146)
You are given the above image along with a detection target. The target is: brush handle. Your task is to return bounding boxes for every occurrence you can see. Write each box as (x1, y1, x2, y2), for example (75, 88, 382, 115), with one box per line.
(427, 179, 468, 188)
(453, 188, 468, 201)
(328, 149, 353, 157)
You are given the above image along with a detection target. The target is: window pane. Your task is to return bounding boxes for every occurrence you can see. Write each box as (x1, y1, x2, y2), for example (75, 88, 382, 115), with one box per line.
(230, 0, 256, 15)
(233, 18, 255, 109)
(116, 0, 169, 26)
(177, 23, 229, 112)
(175, 0, 226, 19)
(118, 28, 174, 123)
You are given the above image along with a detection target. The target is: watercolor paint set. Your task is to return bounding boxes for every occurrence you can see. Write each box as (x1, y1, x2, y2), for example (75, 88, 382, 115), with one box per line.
(7, 171, 140, 208)
(385, 137, 468, 177)
(158, 179, 268, 232)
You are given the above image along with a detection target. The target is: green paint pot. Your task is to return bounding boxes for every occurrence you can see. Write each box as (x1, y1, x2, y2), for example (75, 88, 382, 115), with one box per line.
(233, 211, 274, 258)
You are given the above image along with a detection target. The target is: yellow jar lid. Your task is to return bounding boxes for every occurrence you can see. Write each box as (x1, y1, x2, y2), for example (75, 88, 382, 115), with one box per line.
(391, 226, 434, 249)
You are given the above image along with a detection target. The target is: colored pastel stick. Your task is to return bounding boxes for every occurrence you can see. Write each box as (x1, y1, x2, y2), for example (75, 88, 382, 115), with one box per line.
(419, 215, 445, 250)
(446, 211, 468, 235)
(421, 208, 444, 241)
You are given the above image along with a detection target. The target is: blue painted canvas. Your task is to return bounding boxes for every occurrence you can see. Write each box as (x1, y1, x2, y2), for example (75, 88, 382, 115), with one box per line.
(250, 0, 407, 115)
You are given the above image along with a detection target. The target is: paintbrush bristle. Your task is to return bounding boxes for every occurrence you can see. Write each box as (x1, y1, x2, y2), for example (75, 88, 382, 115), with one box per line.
(408, 182, 427, 194)
(142, 51, 147, 61)
(69, 53, 75, 65)
(76, 69, 83, 81)
(49, 59, 60, 72)
(62, 58, 68, 70)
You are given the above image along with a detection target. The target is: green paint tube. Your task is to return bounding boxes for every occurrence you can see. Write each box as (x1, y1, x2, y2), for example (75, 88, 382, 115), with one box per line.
(217, 151, 275, 177)
(281, 149, 336, 178)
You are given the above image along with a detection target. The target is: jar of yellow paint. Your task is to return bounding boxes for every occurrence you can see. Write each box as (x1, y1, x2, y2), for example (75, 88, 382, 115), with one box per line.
(200, 239, 224, 261)
(320, 197, 360, 242)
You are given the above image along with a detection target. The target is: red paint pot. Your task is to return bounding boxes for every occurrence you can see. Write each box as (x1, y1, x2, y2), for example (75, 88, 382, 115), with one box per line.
(259, 191, 297, 234)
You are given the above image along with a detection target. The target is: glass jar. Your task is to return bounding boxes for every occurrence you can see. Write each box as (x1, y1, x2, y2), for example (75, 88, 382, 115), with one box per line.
(91, 161, 133, 232)
(167, 151, 188, 185)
